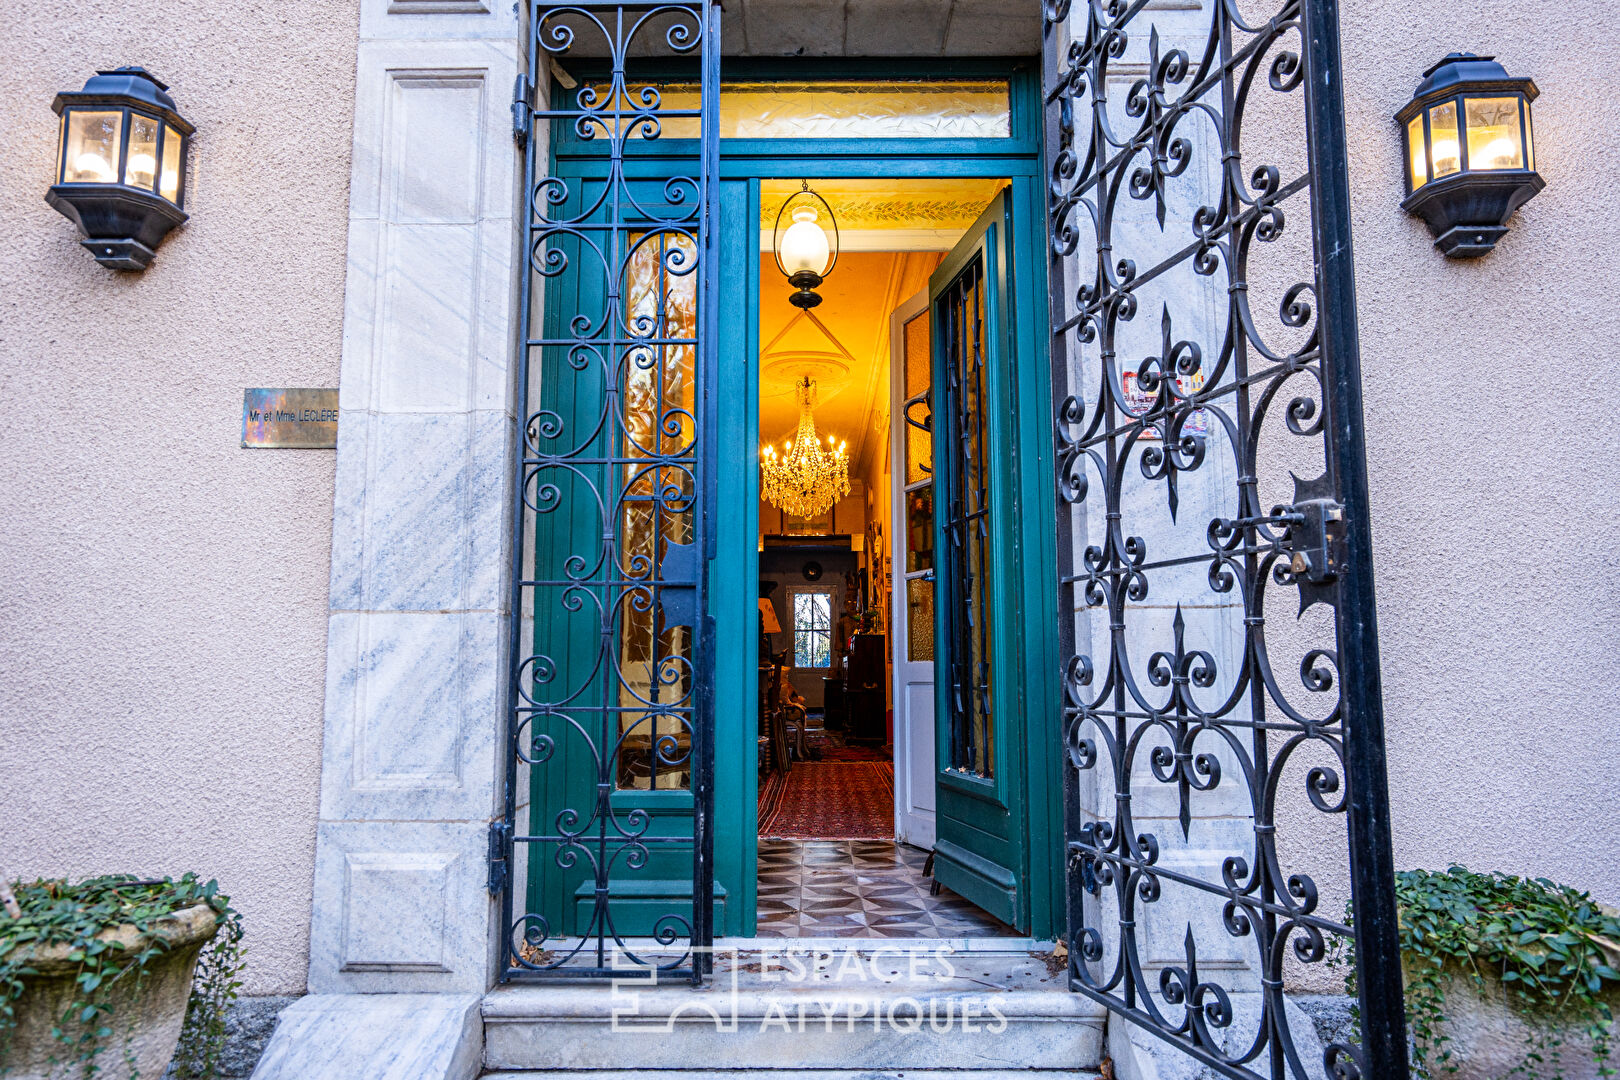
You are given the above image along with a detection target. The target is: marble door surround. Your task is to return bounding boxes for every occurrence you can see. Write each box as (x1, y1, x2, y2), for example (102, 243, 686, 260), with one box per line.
(307, 0, 528, 1000)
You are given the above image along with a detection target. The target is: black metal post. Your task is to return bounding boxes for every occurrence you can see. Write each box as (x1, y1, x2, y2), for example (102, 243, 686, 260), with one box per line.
(692, 0, 721, 983)
(1300, 1, 1410, 1076)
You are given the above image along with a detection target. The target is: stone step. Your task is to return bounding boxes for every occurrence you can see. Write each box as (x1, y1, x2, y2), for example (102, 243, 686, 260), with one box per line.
(481, 950, 1105, 1073)
(483, 1073, 1100, 1079)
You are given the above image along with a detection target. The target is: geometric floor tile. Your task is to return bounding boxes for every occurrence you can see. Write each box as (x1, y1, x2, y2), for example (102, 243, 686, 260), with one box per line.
(757, 839, 1020, 938)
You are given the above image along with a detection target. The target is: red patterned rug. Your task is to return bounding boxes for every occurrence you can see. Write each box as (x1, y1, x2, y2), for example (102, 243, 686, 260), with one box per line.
(758, 762, 894, 840)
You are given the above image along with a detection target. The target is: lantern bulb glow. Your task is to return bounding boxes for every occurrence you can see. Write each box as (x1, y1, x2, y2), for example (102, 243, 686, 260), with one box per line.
(71, 152, 114, 183)
(1475, 137, 1518, 169)
(1430, 138, 1460, 175)
(127, 152, 157, 183)
(780, 206, 830, 278)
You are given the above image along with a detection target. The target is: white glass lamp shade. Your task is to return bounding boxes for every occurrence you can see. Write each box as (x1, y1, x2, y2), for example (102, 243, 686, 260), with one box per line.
(780, 206, 830, 278)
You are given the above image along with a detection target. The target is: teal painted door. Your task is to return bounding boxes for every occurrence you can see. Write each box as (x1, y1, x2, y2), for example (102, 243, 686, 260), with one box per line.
(524, 173, 752, 941)
(929, 190, 1029, 930)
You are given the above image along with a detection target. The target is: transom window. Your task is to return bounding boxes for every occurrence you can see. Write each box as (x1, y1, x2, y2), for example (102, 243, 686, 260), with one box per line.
(574, 79, 1011, 140)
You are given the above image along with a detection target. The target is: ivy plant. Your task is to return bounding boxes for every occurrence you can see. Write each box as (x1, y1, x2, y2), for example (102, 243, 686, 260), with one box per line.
(0, 874, 245, 1079)
(1342, 866, 1620, 1079)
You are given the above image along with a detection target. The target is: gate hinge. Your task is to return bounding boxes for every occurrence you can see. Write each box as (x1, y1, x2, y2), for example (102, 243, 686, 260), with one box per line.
(487, 820, 512, 895)
(512, 72, 533, 148)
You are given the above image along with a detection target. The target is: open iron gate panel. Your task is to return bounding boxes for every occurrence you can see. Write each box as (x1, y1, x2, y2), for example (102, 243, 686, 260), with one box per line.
(498, 0, 721, 983)
(1042, 0, 1408, 1078)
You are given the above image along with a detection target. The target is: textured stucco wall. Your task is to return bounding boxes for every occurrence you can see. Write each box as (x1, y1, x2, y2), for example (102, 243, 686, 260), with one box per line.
(0, 0, 359, 994)
(1340, 2, 1620, 903)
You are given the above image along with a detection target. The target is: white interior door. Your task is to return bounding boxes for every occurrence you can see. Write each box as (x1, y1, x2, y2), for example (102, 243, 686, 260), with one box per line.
(889, 289, 937, 849)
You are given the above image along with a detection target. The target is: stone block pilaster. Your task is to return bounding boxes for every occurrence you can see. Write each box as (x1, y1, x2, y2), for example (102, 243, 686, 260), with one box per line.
(306, 0, 527, 996)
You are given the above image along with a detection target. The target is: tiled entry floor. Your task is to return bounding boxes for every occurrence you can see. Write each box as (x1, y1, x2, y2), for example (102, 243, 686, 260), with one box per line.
(757, 839, 1020, 938)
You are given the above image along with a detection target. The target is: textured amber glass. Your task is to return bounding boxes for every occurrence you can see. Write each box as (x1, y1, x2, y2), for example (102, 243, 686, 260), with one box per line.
(1525, 104, 1535, 172)
(615, 231, 697, 791)
(1407, 115, 1427, 190)
(124, 113, 160, 191)
(1428, 101, 1461, 178)
(160, 125, 184, 203)
(903, 310, 932, 485)
(1465, 96, 1524, 170)
(906, 577, 935, 663)
(62, 110, 122, 184)
(580, 79, 1010, 140)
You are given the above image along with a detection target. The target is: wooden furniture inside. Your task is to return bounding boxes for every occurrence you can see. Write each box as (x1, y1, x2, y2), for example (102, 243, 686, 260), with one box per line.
(844, 632, 887, 745)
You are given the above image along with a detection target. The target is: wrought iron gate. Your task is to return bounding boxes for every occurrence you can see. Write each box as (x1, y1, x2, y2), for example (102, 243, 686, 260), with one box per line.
(1043, 0, 1408, 1077)
(497, 0, 720, 982)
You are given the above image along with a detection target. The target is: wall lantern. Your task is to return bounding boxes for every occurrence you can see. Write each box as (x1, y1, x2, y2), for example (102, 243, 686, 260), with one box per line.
(1396, 53, 1543, 258)
(47, 67, 194, 271)
(773, 181, 839, 309)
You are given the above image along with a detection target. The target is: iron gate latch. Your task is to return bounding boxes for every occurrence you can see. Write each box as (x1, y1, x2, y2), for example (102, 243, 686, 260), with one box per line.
(1277, 473, 1344, 612)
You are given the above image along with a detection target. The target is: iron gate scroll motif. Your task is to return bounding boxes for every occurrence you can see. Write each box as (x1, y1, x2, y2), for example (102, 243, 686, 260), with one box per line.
(1043, 1, 1408, 1078)
(500, 0, 720, 982)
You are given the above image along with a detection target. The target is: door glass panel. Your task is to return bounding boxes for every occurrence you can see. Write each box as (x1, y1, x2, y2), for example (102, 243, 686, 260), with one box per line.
(939, 254, 993, 779)
(903, 310, 932, 484)
(904, 487, 933, 573)
(906, 577, 935, 663)
(616, 230, 696, 791)
(577, 79, 1010, 140)
(901, 303, 935, 663)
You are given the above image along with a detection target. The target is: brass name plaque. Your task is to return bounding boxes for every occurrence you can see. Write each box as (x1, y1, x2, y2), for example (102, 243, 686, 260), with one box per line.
(242, 388, 339, 449)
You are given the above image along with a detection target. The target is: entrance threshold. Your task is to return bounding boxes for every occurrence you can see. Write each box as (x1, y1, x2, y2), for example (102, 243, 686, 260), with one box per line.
(482, 948, 1103, 1074)
(722, 936, 1052, 953)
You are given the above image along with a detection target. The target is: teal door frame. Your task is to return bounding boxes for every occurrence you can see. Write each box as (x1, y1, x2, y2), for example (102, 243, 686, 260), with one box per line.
(547, 56, 1061, 939)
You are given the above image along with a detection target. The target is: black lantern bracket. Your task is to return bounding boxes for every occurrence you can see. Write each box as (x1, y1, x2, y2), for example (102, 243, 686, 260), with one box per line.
(1396, 53, 1543, 258)
(46, 67, 195, 271)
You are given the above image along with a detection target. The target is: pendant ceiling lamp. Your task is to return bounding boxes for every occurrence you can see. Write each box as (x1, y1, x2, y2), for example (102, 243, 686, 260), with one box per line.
(773, 180, 839, 309)
(761, 376, 849, 519)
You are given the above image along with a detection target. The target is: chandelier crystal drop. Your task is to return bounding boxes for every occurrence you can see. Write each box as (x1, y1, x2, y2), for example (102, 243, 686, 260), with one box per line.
(760, 376, 850, 519)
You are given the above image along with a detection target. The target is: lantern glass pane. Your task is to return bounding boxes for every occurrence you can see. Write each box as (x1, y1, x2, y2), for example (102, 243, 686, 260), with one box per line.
(1427, 100, 1461, 178)
(1406, 115, 1427, 190)
(124, 113, 160, 191)
(1465, 96, 1524, 170)
(63, 110, 122, 184)
(160, 125, 183, 204)
(1524, 103, 1535, 172)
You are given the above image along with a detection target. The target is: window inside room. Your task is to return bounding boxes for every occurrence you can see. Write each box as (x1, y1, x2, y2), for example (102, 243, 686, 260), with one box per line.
(789, 588, 834, 668)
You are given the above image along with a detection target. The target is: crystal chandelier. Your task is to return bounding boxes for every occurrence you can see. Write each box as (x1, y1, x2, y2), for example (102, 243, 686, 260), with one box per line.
(761, 376, 849, 519)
